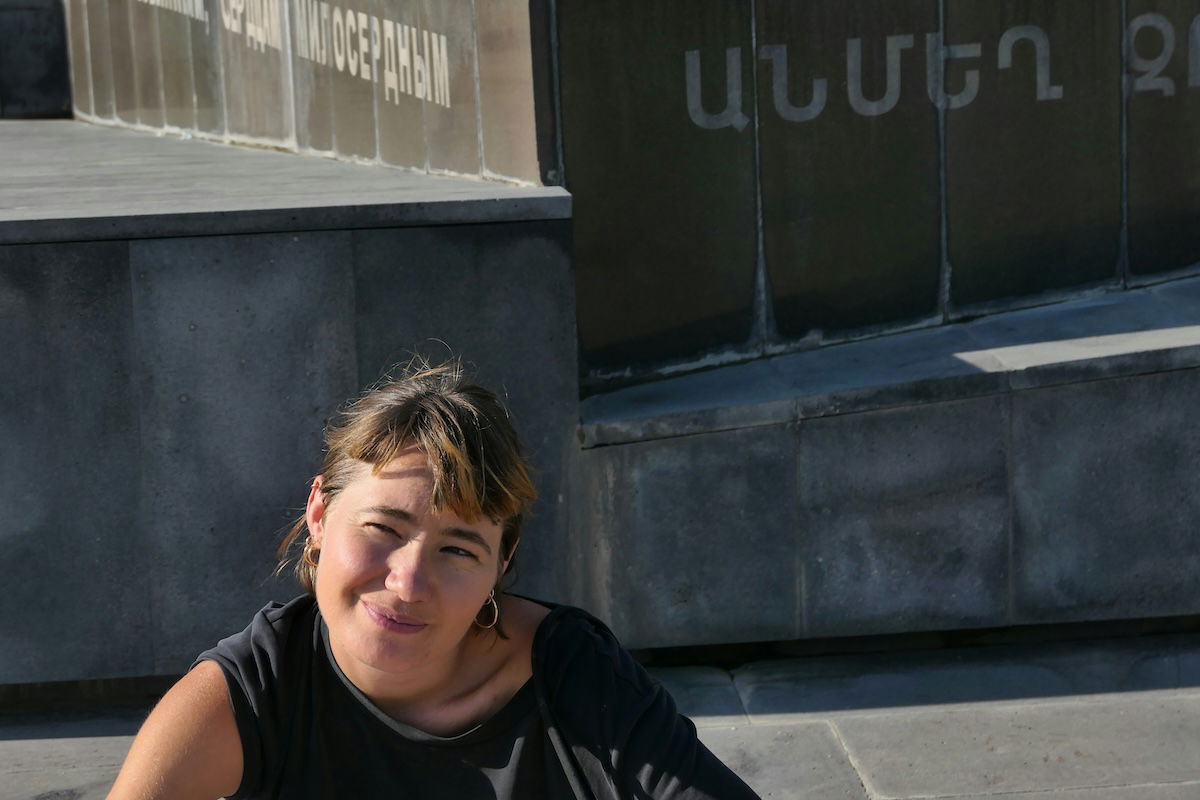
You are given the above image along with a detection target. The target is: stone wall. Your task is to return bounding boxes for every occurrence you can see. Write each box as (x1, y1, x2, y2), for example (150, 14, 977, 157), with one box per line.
(62, 0, 546, 183)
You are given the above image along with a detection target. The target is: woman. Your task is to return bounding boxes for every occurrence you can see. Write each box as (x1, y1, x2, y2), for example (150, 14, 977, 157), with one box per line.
(107, 361, 760, 800)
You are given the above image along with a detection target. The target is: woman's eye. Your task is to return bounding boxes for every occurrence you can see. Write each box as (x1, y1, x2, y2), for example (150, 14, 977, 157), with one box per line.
(443, 546, 478, 560)
(366, 522, 397, 536)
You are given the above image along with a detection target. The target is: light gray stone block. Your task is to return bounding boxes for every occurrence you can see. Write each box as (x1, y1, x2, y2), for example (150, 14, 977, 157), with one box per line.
(834, 691, 1200, 798)
(799, 396, 1010, 636)
(648, 666, 748, 728)
(0, 240, 154, 684)
(2, 768, 120, 800)
(571, 425, 801, 648)
(698, 722, 868, 800)
(129, 232, 358, 673)
(350, 221, 576, 602)
(1011, 369, 1200, 623)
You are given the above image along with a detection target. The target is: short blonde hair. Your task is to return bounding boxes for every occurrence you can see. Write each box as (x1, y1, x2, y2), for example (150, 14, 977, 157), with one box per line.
(278, 359, 537, 601)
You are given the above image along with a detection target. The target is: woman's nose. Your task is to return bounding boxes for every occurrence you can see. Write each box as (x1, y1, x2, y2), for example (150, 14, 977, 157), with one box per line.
(383, 544, 432, 601)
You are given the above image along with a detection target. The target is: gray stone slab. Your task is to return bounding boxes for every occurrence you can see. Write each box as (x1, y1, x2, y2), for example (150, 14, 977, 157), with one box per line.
(129, 232, 358, 673)
(834, 690, 1200, 797)
(1011, 369, 1200, 623)
(698, 722, 869, 800)
(157, 2, 196, 130)
(799, 396, 1010, 637)
(85, 0, 115, 119)
(1, 768, 119, 800)
(107, 0, 138, 123)
(0, 239, 154, 684)
(66, 0, 92, 117)
(0, 120, 569, 244)
(329, 0, 378, 159)
(570, 425, 802, 649)
(647, 666, 749, 728)
(190, 2, 224, 135)
(420, 0, 481, 174)
(350, 221, 577, 602)
(129, 0, 164, 128)
(219, 6, 291, 142)
(375, 0, 428, 169)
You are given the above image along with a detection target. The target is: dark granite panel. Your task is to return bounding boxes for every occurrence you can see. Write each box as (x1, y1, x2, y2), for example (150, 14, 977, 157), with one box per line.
(0, 240, 152, 683)
(1012, 370, 1200, 622)
(290, 0, 334, 151)
(157, 4, 195, 129)
(419, 0, 480, 174)
(0, 1, 71, 117)
(130, 0, 164, 127)
(86, 0, 115, 118)
(1128, 0, 1200, 276)
(476, 0, 539, 181)
(352, 221, 577, 602)
(219, 0, 291, 141)
(191, 3, 224, 134)
(561, 0, 757, 369)
(329, 0, 378, 158)
(130, 232, 356, 672)
(67, 0, 92, 117)
(375, 0, 427, 168)
(571, 426, 802, 648)
(947, 0, 1121, 307)
(759, 0, 941, 339)
(800, 397, 1011, 636)
(107, 0, 139, 123)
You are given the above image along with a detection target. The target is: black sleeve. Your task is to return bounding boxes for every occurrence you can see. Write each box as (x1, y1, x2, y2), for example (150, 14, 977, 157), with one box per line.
(191, 596, 315, 800)
(537, 609, 761, 800)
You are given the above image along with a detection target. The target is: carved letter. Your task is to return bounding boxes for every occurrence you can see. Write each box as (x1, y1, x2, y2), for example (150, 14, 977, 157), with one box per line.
(370, 15, 382, 82)
(926, 32, 981, 109)
(384, 20, 399, 103)
(759, 44, 826, 122)
(685, 48, 750, 131)
(847, 34, 913, 116)
(998, 25, 1063, 100)
(430, 33, 450, 107)
(413, 27, 428, 100)
(332, 7, 345, 72)
(1128, 13, 1176, 96)
(357, 12, 370, 79)
(293, 0, 309, 59)
(345, 8, 358, 76)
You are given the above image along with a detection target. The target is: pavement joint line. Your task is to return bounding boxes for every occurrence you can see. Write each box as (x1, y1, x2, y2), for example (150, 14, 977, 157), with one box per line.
(824, 717, 883, 800)
(894, 777, 1200, 798)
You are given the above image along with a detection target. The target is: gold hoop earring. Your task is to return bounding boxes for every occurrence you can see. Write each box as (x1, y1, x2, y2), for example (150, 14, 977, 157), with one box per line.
(302, 538, 320, 569)
(475, 589, 499, 630)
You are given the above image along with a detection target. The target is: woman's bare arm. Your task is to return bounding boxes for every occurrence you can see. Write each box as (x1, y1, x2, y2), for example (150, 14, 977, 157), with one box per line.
(106, 660, 243, 800)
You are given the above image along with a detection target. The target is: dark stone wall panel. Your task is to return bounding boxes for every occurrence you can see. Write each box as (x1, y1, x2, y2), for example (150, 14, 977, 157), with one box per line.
(561, 0, 757, 369)
(1128, 0, 1200, 276)
(0, 0, 73, 117)
(759, 0, 941, 339)
(420, 0, 480, 173)
(572, 426, 802, 648)
(352, 221, 577, 601)
(130, 1, 164, 127)
(158, 5, 196, 129)
(1012, 369, 1200, 622)
(0, 241, 151, 683)
(108, 0, 139, 123)
(86, 0, 116, 119)
(129, 232, 357, 672)
(477, 0, 540, 181)
(375, 0, 427, 167)
(947, 0, 1121, 307)
(800, 397, 1011, 636)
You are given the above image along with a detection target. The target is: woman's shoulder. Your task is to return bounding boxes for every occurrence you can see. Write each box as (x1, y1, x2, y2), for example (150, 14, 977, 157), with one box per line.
(193, 595, 318, 695)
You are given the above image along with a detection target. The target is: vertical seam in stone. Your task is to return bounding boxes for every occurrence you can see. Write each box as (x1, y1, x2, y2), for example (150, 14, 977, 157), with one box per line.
(280, 0, 298, 149)
(80, 0, 96, 116)
(471, 0, 485, 176)
(748, 0, 776, 352)
(548, 0, 566, 185)
(1005, 383, 1016, 625)
(214, 1, 230, 138)
(153, 9, 166, 129)
(937, 0, 952, 322)
(826, 719, 882, 800)
(1118, 0, 1131, 287)
(794, 415, 807, 638)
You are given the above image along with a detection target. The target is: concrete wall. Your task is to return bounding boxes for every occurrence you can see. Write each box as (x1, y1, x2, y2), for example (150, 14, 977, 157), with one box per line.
(0, 0, 71, 117)
(62, 0, 544, 183)
(0, 218, 574, 684)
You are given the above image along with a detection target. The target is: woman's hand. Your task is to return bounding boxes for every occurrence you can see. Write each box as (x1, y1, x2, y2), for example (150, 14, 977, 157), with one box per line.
(106, 660, 243, 800)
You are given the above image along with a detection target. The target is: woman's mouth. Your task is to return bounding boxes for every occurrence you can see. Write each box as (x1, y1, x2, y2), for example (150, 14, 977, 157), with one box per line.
(362, 601, 428, 634)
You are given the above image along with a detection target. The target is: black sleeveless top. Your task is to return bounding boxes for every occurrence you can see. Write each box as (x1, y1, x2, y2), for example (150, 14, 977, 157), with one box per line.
(197, 596, 760, 800)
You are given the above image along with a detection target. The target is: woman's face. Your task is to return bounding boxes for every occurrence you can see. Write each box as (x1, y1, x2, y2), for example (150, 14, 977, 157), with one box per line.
(307, 445, 507, 684)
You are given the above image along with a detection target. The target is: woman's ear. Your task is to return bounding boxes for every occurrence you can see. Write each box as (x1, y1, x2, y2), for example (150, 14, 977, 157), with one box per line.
(306, 477, 327, 546)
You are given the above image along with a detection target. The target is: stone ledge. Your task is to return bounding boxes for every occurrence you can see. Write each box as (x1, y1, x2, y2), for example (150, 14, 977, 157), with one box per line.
(580, 276, 1200, 447)
(0, 120, 570, 245)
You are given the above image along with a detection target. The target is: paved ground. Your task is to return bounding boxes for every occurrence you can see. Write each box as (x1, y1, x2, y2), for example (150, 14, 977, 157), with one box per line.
(4, 630, 1200, 799)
